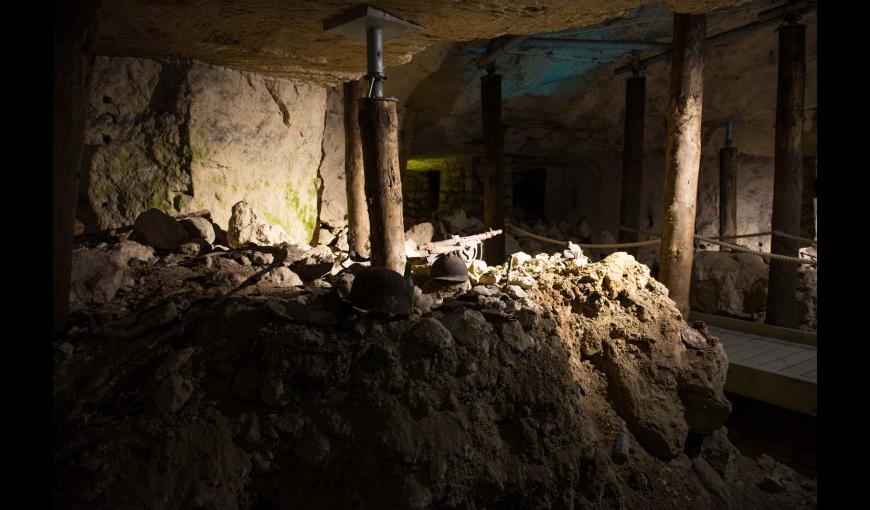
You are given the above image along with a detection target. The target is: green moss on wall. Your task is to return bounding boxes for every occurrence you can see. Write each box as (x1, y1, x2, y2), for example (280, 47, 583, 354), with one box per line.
(189, 127, 215, 163)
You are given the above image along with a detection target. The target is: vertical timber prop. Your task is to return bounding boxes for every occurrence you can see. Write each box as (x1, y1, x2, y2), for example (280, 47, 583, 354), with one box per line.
(53, 0, 100, 334)
(659, 13, 706, 318)
(343, 79, 371, 259)
(719, 122, 738, 244)
(619, 72, 646, 255)
(481, 64, 506, 265)
(359, 98, 406, 274)
(325, 6, 421, 275)
(766, 19, 806, 327)
(800, 156, 816, 241)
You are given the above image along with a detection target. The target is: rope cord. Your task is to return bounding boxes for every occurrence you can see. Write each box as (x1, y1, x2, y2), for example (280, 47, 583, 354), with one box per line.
(694, 234, 816, 266)
(619, 226, 816, 267)
(508, 223, 815, 266)
(506, 224, 661, 249)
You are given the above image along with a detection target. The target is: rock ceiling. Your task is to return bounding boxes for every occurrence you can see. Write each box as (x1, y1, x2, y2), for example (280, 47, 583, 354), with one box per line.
(96, 0, 749, 85)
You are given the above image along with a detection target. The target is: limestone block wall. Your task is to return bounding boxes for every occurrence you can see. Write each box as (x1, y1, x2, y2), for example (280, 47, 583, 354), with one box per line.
(80, 56, 332, 245)
(403, 155, 481, 225)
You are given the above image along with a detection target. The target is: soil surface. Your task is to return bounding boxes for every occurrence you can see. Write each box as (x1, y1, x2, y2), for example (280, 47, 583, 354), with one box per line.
(53, 236, 817, 509)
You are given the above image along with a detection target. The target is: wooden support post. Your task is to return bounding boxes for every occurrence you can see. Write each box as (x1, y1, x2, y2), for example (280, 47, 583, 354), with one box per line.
(766, 22, 806, 327)
(800, 156, 816, 240)
(53, 0, 100, 335)
(343, 80, 371, 259)
(719, 146, 738, 242)
(481, 67, 505, 264)
(659, 13, 706, 318)
(619, 75, 646, 255)
(358, 97, 406, 274)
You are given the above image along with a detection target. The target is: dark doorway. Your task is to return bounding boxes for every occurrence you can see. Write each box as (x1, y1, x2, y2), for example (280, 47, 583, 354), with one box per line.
(513, 168, 546, 221)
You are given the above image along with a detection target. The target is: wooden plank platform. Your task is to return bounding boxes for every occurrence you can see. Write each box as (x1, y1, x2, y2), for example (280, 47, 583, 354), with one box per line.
(690, 311, 816, 346)
(701, 323, 817, 416)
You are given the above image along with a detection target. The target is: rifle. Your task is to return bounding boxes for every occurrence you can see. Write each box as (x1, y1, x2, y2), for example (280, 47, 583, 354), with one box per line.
(417, 229, 503, 263)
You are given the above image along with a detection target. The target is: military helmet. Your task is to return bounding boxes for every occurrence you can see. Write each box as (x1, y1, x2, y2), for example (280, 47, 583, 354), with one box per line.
(430, 253, 469, 282)
(349, 267, 410, 316)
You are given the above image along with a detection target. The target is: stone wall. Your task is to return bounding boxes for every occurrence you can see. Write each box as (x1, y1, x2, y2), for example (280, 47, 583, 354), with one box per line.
(80, 56, 334, 245)
(403, 155, 482, 225)
(317, 85, 348, 229)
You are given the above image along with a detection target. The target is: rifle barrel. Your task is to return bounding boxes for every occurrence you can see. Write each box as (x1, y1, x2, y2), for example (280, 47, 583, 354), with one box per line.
(420, 229, 503, 250)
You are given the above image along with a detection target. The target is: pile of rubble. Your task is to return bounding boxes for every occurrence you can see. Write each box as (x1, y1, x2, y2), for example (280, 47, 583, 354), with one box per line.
(55, 215, 817, 509)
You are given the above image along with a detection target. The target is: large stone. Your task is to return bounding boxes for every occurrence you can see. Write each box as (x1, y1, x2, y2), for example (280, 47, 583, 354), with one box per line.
(599, 336, 689, 459)
(401, 317, 454, 358)
(228, 201, 291, 248)
(500, 321, 533, 352)
(180, 216, 216, 244)
(266, 267, 303, 286)
(69, 248, 126, 309)
(133, 208, 189, 250)
(108, 240, 155, 266)
(691, 251, 769, 319)
(441, 309, 493, 354)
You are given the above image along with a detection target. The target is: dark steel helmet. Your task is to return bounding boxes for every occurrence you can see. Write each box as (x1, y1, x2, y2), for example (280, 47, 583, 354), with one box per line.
(349, 267, 410, 316)
(430, 253, 469, 282)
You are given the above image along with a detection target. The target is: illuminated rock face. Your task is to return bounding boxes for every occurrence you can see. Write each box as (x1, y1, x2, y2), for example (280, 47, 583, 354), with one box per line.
(81, 56, 327, 244)
(56, 245, 769, 510)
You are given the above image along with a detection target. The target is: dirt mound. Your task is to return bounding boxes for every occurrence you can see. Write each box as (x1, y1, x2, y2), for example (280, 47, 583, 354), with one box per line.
(53, 247, 816, 509)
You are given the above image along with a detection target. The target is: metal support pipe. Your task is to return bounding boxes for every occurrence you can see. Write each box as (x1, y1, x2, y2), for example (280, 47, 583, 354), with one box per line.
(614, 3, 815, 75)
(366, 25, 385, 98)
(525, 37, 670, 51)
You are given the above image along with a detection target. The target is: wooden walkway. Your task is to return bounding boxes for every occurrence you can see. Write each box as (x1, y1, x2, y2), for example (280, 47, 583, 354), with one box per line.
(690, 312, 817, 416)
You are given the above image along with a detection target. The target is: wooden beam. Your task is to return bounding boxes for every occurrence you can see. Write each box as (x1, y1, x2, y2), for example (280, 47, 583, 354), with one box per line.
(619, 75, 646, 255)
(725, 364, 816, 416)
(358, 98, 406, 274)
(481, 69, 506, 264)
(766, 23, 806, 327)
(719, 147, 738, 242)
(53, 0, 100, 334)
(689, 311, 816, 346)
(659, 13, 706, 317)
(343, 80, 371, 259)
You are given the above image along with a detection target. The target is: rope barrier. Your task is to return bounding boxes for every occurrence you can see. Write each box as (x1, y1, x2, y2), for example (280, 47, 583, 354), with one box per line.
(619, 226, 816, 267)
(772, 230, 817, 245)
(508, 223, 815, 266)
(506, 223, 661, 249)
(715, 231, 772, 240)
(694, 234, 816, 267)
